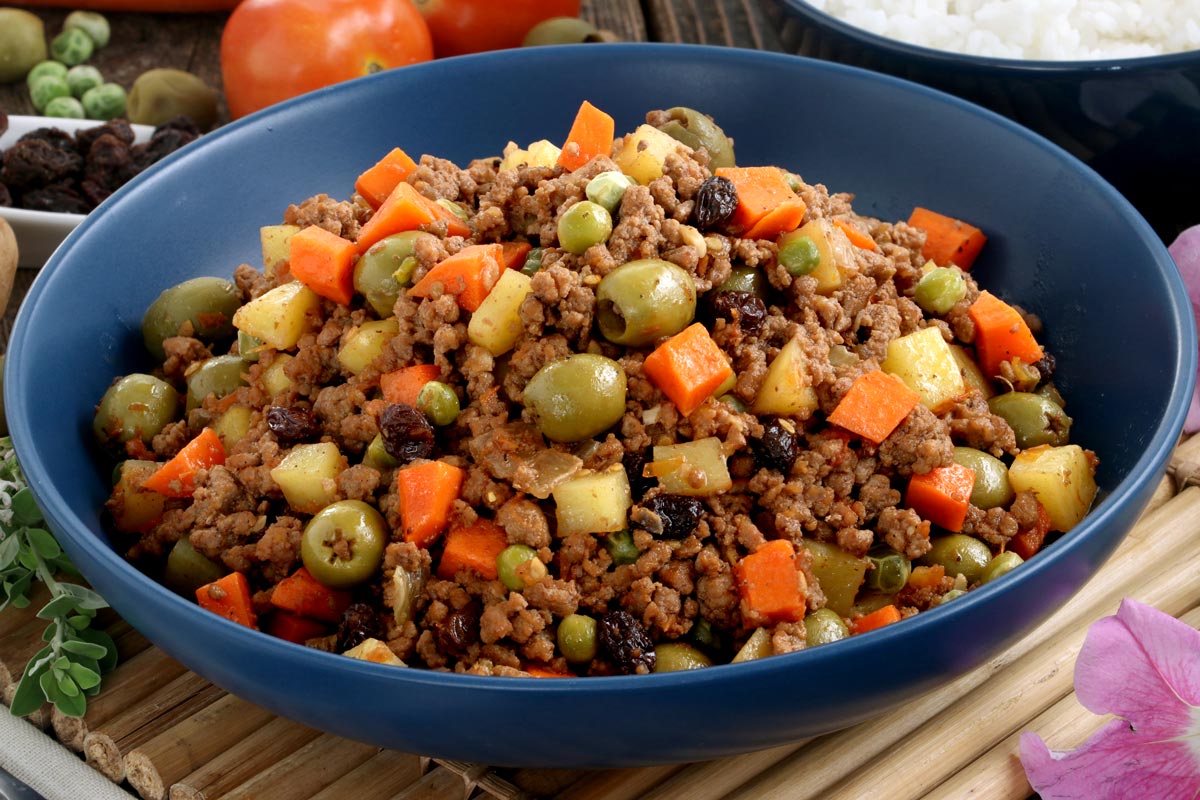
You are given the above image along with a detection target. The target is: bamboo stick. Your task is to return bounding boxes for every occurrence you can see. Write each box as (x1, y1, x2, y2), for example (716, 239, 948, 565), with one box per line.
(553, 765, 685, 800)
(722, 488, 1200, 800)
(1169, 434, 1200, 490)
(168, 716, 322, 800)
(217, 734, 380, 800)
(308, 750, 425, 800)
(509, 767, 595, 798)
(1142, 472, 1179, 514)
(391, 764, 480, 800)
(124, 692, 277, 800)
(639, 742, 811, 800)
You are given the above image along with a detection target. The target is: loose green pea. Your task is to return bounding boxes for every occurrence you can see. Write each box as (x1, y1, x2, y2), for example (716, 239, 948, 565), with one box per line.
(82, 83, 127, 121)
(981, 551, 1024, 584)
(604, 530, 640, 566)
(654, 642, 713, 672)
(557, 200, 612, 255)
(64, 10, 111, 48)
(415, 380, 460, 427)
(716, 265, 769, 297)
(557, 613, 598, 663)
(520, 247, 544, 276)
(49, 28, 94, 67)
(66, 64, 103, 97)
(43, 96, 85, 119)
(496, 544, 540, 591)
(914, 267, 967, 315)
(777, 233, 821, 277)
(585, 171, 634, 214)
(30, 75, 71, 113)
(26, 60, 67, 89)
(804, 608, 849, 646)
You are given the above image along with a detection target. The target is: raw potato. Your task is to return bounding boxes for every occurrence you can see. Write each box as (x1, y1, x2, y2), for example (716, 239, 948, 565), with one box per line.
(468, 268, 532, 356)
(232, 281, 319, 350)
(881, 326, 966, 412)
(613, 124, 691, 185)
(270, 442, 344, 514)
(792, 218, 855, 294)
(752, 335, 819, 417)
(651, 437, 732, 497)
(260, 224, 300, 278)
(337, 318, 398, 374)
(1008, 444, 1098, 532)
(0, 219, 18, 316)
(553, 466, 632, 536)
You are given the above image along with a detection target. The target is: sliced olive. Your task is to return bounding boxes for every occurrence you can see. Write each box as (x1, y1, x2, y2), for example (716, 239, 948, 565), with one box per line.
(988, 391, 1071, 449)
(354, 231, 431, 317)
(93, 373, 179, 446)
(658, 107, 735, 169)
(596, 258, 696, 346)
(186, 355, 248, 411)
(523, 354, 626, 442)
(919, 534, 993, 584)
(951, 446, 1014, 509)
(301, 500, 388, 589)
(142, 276, 241, 361)
(653, 642, 713, 672)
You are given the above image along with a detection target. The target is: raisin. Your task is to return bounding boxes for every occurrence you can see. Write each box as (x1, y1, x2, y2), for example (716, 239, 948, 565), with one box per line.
(435, 602, 481, 658)
(18, 127, 76, 152)
(335, 602, 382, 653)
(76, 119, 135, 154)
(622, 449, 655, 501)
(703, 290, 766, 337)
(21, 183, 89, 214)
(634, 494, 704, 539)
(0, 110, 7, 139)
(2, 139, 82, 191)
(379, 403, 436, 464)
(84, 133, 137, 193)
(1034, 353, 1057, 381)
(597, 610, 655, 674)
(132, 124, 198, 171)
(0, 182, 10, 208)
(692, 176, 737, 231)
(266, 405, 320, 441)
(756, 418, 800, 474)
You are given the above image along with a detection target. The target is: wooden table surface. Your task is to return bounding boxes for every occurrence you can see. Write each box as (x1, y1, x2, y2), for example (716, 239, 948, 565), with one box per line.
(0, 0, 783, 349)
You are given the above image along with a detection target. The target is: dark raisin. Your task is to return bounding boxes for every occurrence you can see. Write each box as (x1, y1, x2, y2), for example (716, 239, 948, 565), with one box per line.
(379, 403, 436, 464)
(756, 418, 800, 474)
(266, 405, 321, 441)
(21, 183, 90, 214)
(335, 602, 382, 653)
(692, 176, 737, 231)
(75, 119, 135, 154)
(156, 115, 203, 138)
(0, 182, 11, 208)
(597, 610, 655, 674)
(131, 124, 198, 171)
(702, 290, 766, 337)
(0, 110, 8, 139)
(435, 601, 481, 658)
(84, 133, 138, 193)
(18, 127, 76, 152)
(634, 494, 704, 539)
(1034, 353, 1057, 381)
(2, 139, 82, 191)
(622, 449, 655, 501)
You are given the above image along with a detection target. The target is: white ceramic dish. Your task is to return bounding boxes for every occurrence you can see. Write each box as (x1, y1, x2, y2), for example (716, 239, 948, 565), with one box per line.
(1, 116, 154, 269)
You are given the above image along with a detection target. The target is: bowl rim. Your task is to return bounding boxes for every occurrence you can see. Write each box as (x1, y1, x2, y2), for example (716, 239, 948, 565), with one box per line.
(5, 42, 1196, 697)
(774, 0, 1200, 73)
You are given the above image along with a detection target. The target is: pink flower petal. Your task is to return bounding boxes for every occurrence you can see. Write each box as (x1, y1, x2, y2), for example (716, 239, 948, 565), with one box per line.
(1169, 226, 1200, 434)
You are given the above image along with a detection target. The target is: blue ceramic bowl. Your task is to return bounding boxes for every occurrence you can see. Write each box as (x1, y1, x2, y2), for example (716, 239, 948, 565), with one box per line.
(766, 0, 1200, 242)
(6, 44, 1194, 767)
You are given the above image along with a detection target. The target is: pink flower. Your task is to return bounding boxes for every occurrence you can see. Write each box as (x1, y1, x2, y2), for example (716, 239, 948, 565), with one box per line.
(1168, 225, 1200, 434)
(1019, 598, 1200, 799)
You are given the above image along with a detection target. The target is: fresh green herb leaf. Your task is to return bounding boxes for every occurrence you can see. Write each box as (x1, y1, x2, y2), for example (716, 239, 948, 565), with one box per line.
(25, 528, 61, 560)
(60, 638, 109, 660)
(11, 488, 43, 526)
(37, 594, 82, 620)
(67, 662, 101, 691)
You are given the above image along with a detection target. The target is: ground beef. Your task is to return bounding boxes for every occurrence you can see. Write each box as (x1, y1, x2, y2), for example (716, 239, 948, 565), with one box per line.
(284, 193, 364, 239)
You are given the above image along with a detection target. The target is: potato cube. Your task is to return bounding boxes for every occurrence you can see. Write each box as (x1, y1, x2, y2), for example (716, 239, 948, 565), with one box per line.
(1008, 444, 1097, 532)
(801, 539, 869, 617)
(613, 124, 691, 185)
(261, 353, 294, 399)
(468, 269, 532, 356)
(111, 460, 167, 534)
(212, 405, 253, 450)
(232, 281, 320, 351)
(343, 638, 406, 666)
(337, 318, 398, 375)
(270, 442, 344, 514)
(553, 466, 632, 536)
(752, 336, 819, 417)
(498, 139, 562, 171)
(881, 326, 966, 412)
(792, 219, 855, 295)
(949, 344, 993, 399)
(651, 437, 732, 497)
(260, 224, 300, 278)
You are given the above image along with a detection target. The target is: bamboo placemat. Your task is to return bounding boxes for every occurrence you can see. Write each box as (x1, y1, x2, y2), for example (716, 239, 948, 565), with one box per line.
(2, 450, 1197, 800)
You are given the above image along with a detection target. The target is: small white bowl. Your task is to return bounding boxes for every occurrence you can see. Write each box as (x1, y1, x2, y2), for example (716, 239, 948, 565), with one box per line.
(1, 116, 154, 269)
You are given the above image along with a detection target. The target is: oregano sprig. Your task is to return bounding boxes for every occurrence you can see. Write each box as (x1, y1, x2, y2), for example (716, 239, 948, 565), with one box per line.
(0, 436, 117, 718)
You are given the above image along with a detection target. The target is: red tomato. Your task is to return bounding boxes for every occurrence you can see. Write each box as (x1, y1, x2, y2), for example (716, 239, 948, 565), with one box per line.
(220, 0, 434, 119)
(414, 0, 581, 57)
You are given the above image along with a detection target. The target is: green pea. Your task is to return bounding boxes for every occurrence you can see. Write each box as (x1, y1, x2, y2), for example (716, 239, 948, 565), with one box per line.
(595, 258, 697, 346)
(952, 446, 1014, 509)
(301, 500, 388, 588)
(523, 353, 626, 442)
(30, 75, 71, 113)
(64, 10, 111, 49)
(914, 267, 967, 315)
(987, 392, 1071, 449)
(163, 537, 224, 597)
(520, 246, 545, 276)
(81, 83, 127, 121)
(804, 608, 849, 646)
(557, 613, 598, 663)
(654, 642, 713, 672)
(658, 107, 735, 169)
(49, 28, 94, 67)
(585, 171, 634, 214)
(66, 64, 103, 97)
(43, 96, 85, 119)
(919, 534, 993, 585)
(981, 551, 1024, 584)
(354, 231, 432, 317)
(416, 380, 460, 427)
(557, 200, 612, 255)
(93, 373, 179, 446)
(496, 544, 540, 591)
(0, 9, 47, 84)
(864, 549, 910, 594)
(603, 530, 640, 566)
(186, 355, 249, 412)
(716, 265, 769, 298)
(26, 60, 67, 89)
(777, 233, 821, 277)
(522, 16, 602, 46)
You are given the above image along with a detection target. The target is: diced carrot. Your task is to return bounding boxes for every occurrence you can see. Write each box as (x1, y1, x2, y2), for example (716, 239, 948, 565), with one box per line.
(500, 240, 533, 271)
(1009, 501, 1053, 560)
(524, 665, 572, 678)
(833, 218, 879, 252)
(288, 224, 357, 305)
(642, 322, 734, 416)
(397, 460, 465, 548)
(735, 539, 806, 625)
(437, 518, 509, 581)
(270, 567, 353, 624)
(906, 462, 976, 532)
(407, 243, 503, 312)
(906, 564, 947, 591)
(354, 147, 418, 209)
(908, 207, 987, 269)
(850, 604, 902, 635)
(714, 166, 806, 237)
(196, 572, 257, 629)
(968, 290, 1044, 378)
(356, 182, 470, 254)
(380, 364, 442, 406)
(142, 427, 225, 498)
(265, 610, 330, 644)
(826, 370, 921, 444)
(557, 100, 615, 172)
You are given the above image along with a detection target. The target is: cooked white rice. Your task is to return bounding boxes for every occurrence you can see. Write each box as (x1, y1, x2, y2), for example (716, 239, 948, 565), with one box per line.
(807, 0, 1200, 60)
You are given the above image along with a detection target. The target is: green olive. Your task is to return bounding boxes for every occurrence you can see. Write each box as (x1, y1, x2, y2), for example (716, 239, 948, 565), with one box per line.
(301, 500, 388, 589)
(416, 380, 460, 427)
(30, 76, 71, 113)
(951, 446, 1014, 510)
(919, 534, 993, 585)
(362, 433, 398, 471)
(81, 82, 126, 121)
(981, 551, 1024, 584)
(777, 233, 821, 277)
(804, 608, 849, 647)
(523, 354, 626, 442)
(65, 65, 103, 98)
(557, 613, 598, 663)
(163, 537, 225, 597)
(186, 355, 249, 411)
(585, 171, 635, 214)
(987, 392, 1071, 449)
(522, 16, 603, 46)
(654, 642, 713, 672)
(595, 259, 697, 346)
(49, 28, 94, 67)
(716, 265, 769, 298)
(557, 200, 612, 255)
(44, 96, 85, 119)
(353, 231, 431, 317)
(142, 277, 242, 362)
(64, 11, 111, 49)
(1036, 381, 1066, 409)
(496, 544, 540, 591)
(26, 60, 67, 89)
(93, 373, 179, 446)
(603, 530, 640, 566)
(913, 267, 967, 315)
(127, 68, 219, 131)
(0, 9, 47, 83)
(658, 107, 735, 169)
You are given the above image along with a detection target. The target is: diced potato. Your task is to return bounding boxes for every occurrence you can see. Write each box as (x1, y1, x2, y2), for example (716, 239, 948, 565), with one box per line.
(651, 437, 732, 497)
(731, 627, 773, 663)
(468, 269, 532, 356)
(111, 460, 167, 534)
(260, 224, 300, 278)
(261, 353, 294, 399)
(613, 124, 691, 185)
(752, 336, 819, 417)
(793, 219, 855, 295)
(337, 318, 398, 375)
(343, 638, 406, 666)
(802, 539, 868, 617)
(270, 442, 344, 514)
(232, 281, 320, 351)
(498, 139, 562, 171)
(212, 405, 253, 450)
(949, 344, 993, 399)
(553, 466, 632, 536)
(1008, 444, 1097, 532)
(881, 327, 966, 412)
